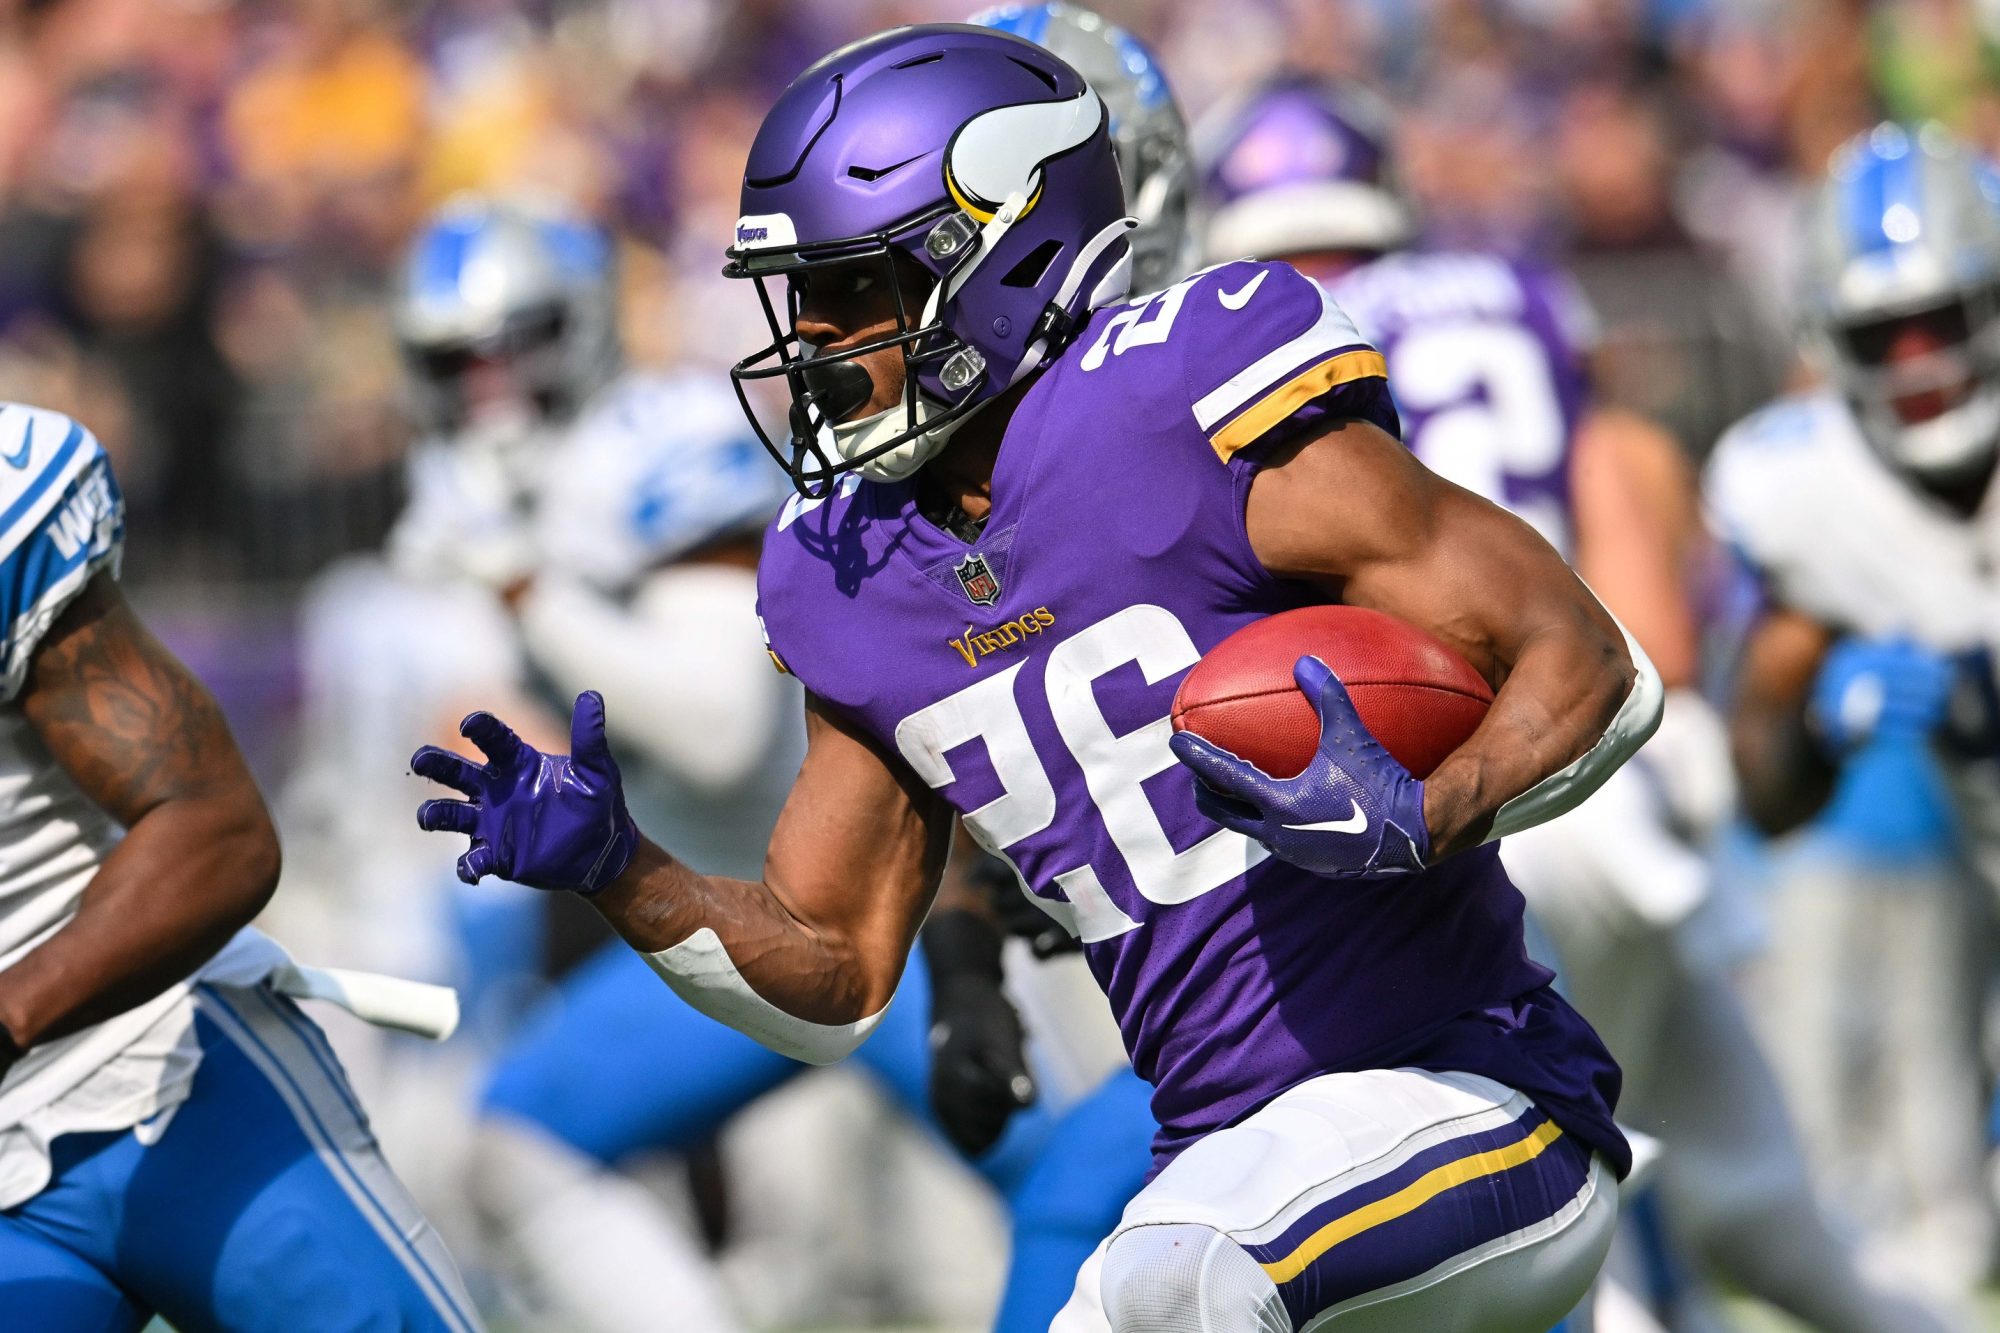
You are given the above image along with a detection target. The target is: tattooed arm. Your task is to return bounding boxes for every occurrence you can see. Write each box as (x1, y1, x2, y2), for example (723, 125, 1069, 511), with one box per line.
(0, 574, 281, 1057)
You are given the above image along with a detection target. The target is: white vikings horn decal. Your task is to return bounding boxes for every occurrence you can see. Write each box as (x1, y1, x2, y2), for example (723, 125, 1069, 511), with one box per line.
(944, 90, 1105, 223)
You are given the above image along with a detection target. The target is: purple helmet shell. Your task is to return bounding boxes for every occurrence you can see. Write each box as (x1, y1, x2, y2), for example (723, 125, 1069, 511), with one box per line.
(725, 24, 1132, 493)
(1197, 77, 1412, 264)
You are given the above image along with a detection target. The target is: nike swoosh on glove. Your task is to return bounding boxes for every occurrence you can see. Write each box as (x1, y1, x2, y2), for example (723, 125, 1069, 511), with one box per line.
(1169, 655, 1430, 880)
(412, 690, 639, 893)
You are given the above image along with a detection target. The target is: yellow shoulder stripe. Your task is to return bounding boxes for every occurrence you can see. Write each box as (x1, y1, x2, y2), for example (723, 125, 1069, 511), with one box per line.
(1208, 348, 1387, 463)
(1258, 1118, 1565, 1286)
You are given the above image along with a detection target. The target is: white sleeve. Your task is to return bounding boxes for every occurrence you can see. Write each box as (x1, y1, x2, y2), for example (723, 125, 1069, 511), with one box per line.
(512, 565, 789, 795)
(640, 929, 888, 1065)
(1483, 621, 1665, 843)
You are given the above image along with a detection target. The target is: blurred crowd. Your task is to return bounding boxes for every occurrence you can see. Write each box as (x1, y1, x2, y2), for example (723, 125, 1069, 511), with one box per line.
(7, 0, 2000, 1327)
(0, 0, 1981, 595)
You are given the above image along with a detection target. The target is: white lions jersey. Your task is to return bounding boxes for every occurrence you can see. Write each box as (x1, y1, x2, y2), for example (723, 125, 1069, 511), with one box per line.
(517, 371, 802, 877)
(1706, 390, 2000, 647)
(1706, 390, 2000, 857)
(386, 369, 801, 880)
(0, 405, 281, 1207)
(536, 371, 782, 595)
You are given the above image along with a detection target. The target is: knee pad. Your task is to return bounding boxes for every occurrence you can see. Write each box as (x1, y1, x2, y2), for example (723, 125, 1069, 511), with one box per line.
(1101, 1223, 1291, 1333)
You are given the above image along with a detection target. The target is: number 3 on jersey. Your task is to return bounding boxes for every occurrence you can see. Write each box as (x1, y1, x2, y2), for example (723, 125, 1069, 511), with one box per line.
(893, 604, 1266, 942)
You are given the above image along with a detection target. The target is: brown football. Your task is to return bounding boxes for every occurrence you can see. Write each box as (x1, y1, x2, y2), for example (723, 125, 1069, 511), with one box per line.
(1171, 606, 1494, 780)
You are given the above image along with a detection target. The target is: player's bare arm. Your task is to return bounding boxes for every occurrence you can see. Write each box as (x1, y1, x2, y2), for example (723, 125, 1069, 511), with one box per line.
(1244, 418, 1640, 858)
(417, 686, 951, 1049)
(594, 692, 950, 1024)
(1729, 606, 1836, 835)
(1570, 406, 1703, 690)
(0, 574, 281, 1050)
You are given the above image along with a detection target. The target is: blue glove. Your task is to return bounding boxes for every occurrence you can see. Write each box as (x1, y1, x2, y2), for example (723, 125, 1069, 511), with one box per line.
(413, 691, 639, 893)
(1168, 655, 1430, 880)
(1807, 637, 1954, 754)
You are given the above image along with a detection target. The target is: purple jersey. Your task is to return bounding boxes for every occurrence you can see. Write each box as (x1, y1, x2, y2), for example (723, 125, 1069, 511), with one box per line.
(1329, 252, 1593, 558)
(757, 260, 1626, 1173)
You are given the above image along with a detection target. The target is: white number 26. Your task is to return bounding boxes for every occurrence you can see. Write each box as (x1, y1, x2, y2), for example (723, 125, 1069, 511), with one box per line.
(893, 605, 1266, 943)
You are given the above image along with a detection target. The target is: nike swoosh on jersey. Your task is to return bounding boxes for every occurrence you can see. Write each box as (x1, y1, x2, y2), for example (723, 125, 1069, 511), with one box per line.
(2, 419, 31, 470)
(1217, 270, 1268, 310)
(1283, 801, 1368, 835)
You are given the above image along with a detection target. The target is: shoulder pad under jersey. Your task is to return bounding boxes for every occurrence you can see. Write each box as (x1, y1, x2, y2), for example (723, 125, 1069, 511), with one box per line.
(1146, 259, 1396, 463)
(0, 404, 124, 700)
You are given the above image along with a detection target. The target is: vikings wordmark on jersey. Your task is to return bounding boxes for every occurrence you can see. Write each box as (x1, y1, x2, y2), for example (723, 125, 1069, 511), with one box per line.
(949, 606, 1057, 670)
(757, 258, 1629, 1174)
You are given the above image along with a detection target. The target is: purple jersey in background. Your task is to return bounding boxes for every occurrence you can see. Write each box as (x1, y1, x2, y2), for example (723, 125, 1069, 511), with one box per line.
(1329, 251, 1594, 558)
(756, 260, 1627, 1176)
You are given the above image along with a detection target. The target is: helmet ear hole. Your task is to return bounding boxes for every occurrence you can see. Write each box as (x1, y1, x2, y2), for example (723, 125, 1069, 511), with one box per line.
(1001, 239, 1064, 289)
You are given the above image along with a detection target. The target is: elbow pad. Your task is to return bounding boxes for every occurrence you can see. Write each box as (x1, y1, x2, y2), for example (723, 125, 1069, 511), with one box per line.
(1484, 622, 1665, 843)
(639, 928, 889, 1066)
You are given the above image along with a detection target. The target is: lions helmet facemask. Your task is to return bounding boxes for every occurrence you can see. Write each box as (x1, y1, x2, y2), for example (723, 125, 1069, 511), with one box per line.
(971, 4, 1194, 295)
(1196, 77, 1412, 267)
(724, 24, 1133, 495)
(1802, 122, 2000, 484)
(396, 198, 618, 448)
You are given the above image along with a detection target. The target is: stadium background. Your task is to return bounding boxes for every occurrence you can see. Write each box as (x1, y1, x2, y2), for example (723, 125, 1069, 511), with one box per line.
(0, 0, 1995, 1328)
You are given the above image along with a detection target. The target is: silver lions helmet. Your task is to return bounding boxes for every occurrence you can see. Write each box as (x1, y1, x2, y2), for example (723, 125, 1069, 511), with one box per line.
(394, 197, 619, 451)
(971, 3, 1195, 294)
(1801, 122, 2000, 483)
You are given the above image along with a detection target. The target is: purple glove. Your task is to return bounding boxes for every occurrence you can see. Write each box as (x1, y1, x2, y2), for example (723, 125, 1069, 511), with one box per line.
(1169, 655, 1430, 880)
(413, 691, 638, 893)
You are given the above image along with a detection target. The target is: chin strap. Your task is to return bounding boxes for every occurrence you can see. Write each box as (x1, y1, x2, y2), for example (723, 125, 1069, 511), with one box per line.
(802, 189, 1041, 487)
(1011, 215, 1137, 387)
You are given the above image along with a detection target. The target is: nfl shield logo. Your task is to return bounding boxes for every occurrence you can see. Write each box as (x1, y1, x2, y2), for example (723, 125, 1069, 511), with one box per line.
(954, 552, 1002, 606)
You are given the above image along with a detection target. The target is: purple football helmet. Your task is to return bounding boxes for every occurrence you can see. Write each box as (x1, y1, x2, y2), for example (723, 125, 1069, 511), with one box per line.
(972, 4, 1195, 295)
(724, 24, 1133, 494)
(1197, 77, 1411, 265)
